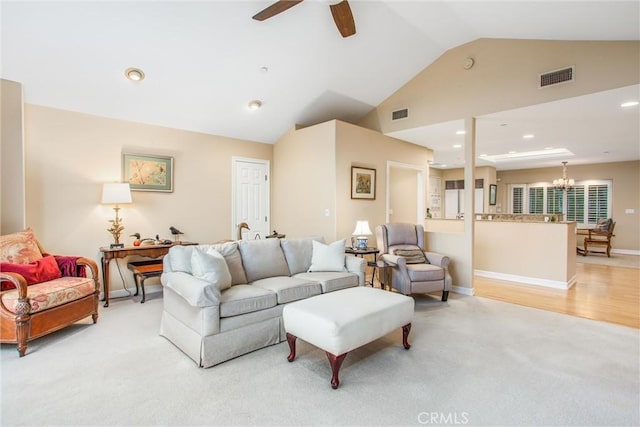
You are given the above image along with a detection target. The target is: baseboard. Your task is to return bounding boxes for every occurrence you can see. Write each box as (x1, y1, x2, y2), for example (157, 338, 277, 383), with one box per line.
(452, 286, 475, 296)
(474, 270, 576, 290)
(612, 249, 640, 256)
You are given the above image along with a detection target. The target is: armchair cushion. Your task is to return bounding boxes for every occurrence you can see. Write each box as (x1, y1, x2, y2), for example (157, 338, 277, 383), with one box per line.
(393, 247, 429, 264)
(406, 264, 445, 282)
(0, 227, 43, 264)
(1, 276, 96, 314)
(0, 255, 62, 290)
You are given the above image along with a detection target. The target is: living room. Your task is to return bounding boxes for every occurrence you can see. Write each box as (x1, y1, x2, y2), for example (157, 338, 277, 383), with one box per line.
(1, 1, 639, 426)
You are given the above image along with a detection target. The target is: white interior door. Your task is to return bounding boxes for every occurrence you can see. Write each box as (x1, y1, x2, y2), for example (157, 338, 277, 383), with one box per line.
(233, 158, 269, 240)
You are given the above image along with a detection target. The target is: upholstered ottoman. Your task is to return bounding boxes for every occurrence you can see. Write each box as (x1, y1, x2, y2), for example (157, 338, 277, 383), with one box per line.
(282, 286, 414, 389)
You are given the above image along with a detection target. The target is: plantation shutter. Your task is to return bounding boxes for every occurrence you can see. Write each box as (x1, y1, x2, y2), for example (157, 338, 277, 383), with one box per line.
(566, 186, 585, 223)
(587, 184, 609, 224)
(528, 187, 544, 214)
(546, 188, 563, 214)
(511, 186, 524, 214)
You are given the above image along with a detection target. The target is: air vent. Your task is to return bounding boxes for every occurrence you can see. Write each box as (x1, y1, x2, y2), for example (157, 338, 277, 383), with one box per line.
(392, 108, 408, 120)
(539, 66, 574, 88)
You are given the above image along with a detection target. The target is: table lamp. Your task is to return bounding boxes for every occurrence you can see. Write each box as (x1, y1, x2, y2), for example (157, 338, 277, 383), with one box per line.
(102, 183, 132, 248)
(352, 220, 372, 249)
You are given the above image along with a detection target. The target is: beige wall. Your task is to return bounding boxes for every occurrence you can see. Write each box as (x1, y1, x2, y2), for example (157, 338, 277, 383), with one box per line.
(335, 121, 431, 243)
(272, 121, 336, 240)
(1, 79, 26, 234)
(361, 39, 640, 133)
(389, 166, 418, 223)
(272, 120, 432, 245)
(496, 161, 640, 252)
(23, 104, 272, 291)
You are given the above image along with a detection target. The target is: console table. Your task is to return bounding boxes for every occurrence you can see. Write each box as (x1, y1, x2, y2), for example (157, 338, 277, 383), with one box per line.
(99, 242, 195, 307)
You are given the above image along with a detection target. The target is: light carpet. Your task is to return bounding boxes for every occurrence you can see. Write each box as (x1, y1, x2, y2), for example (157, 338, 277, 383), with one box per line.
(1, 294, 638, 427)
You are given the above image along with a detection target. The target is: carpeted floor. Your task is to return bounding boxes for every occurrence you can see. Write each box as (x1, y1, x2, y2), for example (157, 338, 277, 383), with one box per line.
(1, 293, 638, 426)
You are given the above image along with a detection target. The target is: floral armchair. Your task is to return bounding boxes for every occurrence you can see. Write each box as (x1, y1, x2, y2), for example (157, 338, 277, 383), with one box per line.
(0, 228, 100, 357)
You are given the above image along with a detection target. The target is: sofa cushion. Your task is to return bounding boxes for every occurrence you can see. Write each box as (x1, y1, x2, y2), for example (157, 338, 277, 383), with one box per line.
(219, 284, 277, 318)
(191, 248, 232, 291)
(168, 245, 195, 274)
(0, 227, 43, 264)
(208, 242, 247, 285)
(1, 276, 95, 314)
(406, 263, 444, 282)
(308, 239, 346, 272)
(1, 255, 62, 290)
(281, 237, 323, 275)
(238, 239, 290, 282)
(251, 276, 321, 304)
(293, 272, 358, 293)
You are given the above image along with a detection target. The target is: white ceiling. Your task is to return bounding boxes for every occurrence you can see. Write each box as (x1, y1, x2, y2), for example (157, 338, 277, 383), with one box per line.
(2, 1, 639, 170)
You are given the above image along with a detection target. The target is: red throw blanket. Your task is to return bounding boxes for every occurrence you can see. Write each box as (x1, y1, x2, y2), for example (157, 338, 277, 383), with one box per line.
(54, 256, 87, 278)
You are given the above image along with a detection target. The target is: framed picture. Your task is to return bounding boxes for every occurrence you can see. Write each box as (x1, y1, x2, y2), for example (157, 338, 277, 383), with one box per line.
(489, 184, 497, 206)
(351, 166, 376, 200)
(122, 153, 174, 192)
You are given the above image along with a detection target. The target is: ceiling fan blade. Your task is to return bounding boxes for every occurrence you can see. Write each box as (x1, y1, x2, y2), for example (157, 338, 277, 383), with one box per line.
(330, 0, 356, 38)
(252, 1, 304, 21)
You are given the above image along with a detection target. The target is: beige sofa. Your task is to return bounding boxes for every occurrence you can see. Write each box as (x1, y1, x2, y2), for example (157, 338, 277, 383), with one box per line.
(160, 237, 365, 368)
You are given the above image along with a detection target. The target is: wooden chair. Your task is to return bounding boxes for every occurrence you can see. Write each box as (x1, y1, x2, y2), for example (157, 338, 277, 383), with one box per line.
(0, 229, 100, 356)
(583, 221, 616, 257)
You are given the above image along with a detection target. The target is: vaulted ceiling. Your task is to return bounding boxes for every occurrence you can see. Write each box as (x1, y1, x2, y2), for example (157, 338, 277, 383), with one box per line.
(2, 1, 639, 169)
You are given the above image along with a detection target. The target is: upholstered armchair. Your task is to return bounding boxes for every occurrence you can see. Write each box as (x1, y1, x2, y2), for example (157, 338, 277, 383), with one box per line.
(376, 223, 452, 301)
(0, 228, 100, 357)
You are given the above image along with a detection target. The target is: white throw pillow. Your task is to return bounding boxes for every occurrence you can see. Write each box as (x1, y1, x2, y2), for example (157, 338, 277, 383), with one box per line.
(191, 247, 232, 291)
(308, 239, 347, 272)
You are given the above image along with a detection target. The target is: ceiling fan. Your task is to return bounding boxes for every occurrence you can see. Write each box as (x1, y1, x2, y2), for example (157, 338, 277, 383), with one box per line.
(252, 0, 356, 38)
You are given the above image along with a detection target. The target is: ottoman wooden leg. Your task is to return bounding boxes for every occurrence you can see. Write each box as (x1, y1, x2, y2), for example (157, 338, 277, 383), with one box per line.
(286, 333, 297, 362)
(402, 323, 411, 349)
(326, 352, 348, 389)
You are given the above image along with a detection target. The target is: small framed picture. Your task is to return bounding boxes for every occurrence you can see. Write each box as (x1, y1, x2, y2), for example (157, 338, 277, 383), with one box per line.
(351, 166, 376, 200)
(122, 153, 174, 192)
(489, 184, 497, 206)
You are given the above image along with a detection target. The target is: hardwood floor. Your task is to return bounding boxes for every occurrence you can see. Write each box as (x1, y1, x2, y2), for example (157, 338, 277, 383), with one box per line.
(473, 262, 640, 329)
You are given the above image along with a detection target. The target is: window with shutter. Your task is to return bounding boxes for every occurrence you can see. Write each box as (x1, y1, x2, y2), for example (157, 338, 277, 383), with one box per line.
(528, 187, 544, 214)
(511, 185, 524, 214)
(587, 184, 609, 224)
(546, 188, 563, 214)
(566, 186, 585, 223)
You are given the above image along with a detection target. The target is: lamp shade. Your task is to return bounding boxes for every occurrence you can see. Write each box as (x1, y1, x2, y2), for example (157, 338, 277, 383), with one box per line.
(101, 183, 132, 204)
(352, 220, 372, 236)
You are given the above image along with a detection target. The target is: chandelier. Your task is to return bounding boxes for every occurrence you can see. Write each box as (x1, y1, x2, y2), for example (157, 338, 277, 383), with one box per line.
(553, 161, 575, 191)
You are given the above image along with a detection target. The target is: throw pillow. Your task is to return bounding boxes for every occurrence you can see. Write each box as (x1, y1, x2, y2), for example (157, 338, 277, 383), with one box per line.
(191, 248, 232, 291)
(393, 248, 429, 264)
(308, 239, 346, 272)
(1, 255, 62, 290)
(0, 227, 44, 264)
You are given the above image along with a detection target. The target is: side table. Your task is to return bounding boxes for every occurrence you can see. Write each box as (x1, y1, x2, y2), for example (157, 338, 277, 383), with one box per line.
(345, 247, 385, 289)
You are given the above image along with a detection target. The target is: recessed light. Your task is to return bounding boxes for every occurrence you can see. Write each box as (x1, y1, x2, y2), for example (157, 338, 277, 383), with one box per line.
(125, 67, 145, 82)
(479, 154, 487, 157)
(621, 101, 639, 108)
(455, 130, 466, 135)
(260, 66, 269, 73)
(453, 144, 462, 148)
(523, 134, 535, 139)
(544, 146, 553, 150)
(508, 151, 517, 154)
(440, 164, 447, 168)
(248, 100, 263, 110)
